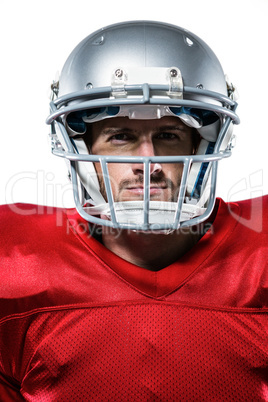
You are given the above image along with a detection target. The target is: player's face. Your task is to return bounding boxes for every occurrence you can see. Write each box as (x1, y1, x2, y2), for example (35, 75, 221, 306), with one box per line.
(88, 117, 196, 203)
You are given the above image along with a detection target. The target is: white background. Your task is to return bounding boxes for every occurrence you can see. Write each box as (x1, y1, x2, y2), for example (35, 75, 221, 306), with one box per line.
(1, 0, 267, 208)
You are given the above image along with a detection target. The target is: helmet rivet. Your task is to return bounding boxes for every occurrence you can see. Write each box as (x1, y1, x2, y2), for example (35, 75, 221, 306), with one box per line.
(170, 68, 178, 78)
(196, 83, 203, 89)
(115, 68, 124, 78)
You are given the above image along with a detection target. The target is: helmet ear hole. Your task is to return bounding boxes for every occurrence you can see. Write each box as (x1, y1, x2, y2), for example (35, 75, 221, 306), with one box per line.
(65, 112, 87, 136)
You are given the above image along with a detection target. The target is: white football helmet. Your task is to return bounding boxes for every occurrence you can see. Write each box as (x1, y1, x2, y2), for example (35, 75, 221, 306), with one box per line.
(46, 21, 239, 232)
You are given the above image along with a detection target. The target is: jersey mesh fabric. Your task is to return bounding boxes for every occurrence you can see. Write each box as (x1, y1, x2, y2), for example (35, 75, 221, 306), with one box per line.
(0, 197, 267, 400)
(0, 302, 267, 401)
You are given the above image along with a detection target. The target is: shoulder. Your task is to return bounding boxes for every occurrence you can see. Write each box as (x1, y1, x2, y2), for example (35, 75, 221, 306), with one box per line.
(0, 203, 67, 225)
(0, 203, 76, 266)
(194, 196, 268, 308)
(221, 195, 268, 234)
(0, 204, 103, 318)
(222, 195, 268, 272)
(0, 203, 72, 247)
(0, 203, 83, 279)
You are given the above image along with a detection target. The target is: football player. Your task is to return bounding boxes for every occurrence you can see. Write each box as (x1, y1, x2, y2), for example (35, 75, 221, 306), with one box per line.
(0, 21, 267, 400)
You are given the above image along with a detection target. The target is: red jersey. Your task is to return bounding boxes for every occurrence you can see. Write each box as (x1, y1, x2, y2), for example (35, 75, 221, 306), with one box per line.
(0, 197, 267, 401)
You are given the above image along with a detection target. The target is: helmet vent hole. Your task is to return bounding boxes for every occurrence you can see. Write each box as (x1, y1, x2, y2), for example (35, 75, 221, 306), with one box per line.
(185, 36, 194, 47)
(92, 35, 105, 45)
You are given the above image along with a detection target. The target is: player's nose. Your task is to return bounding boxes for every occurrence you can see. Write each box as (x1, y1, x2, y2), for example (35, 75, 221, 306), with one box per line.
(132, 139, 162, 175)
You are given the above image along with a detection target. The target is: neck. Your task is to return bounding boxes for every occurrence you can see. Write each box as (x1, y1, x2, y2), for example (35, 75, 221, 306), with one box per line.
(101, 226, 202, 271)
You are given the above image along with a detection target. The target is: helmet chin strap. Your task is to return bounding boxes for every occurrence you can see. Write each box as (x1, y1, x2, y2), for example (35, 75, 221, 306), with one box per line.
(83, 200, 206, 227)
(87, 199, 206, 217)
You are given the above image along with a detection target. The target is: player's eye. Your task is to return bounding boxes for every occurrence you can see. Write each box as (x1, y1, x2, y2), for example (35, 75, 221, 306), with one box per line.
(109, 133, 132, 142)
(156, 132, 181, 141)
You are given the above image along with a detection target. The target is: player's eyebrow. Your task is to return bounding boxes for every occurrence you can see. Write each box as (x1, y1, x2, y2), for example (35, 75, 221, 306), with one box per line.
(156, 125, 187, 131)
(99, 124, 187, 136)
(99, 127, 136, 136)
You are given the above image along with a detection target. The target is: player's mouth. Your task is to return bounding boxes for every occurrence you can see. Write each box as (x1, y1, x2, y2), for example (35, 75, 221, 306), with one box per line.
(125, 185, 168, 196)
(115, 177, 176, 202)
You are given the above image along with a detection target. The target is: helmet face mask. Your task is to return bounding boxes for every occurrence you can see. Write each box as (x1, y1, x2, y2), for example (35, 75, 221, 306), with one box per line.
(47, 21, 239, 232)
